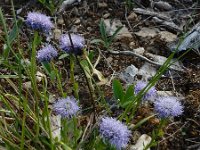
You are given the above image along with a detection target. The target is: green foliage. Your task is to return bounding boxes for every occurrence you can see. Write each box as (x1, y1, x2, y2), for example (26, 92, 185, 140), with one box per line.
(125, 0, 135, 10)
(91, 19, 123, 49)
(112, 79, 134, 108)
(37, 0, 63, 14)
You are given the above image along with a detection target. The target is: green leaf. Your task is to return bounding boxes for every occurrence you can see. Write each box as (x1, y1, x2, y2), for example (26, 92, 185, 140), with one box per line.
(0, 75, 19, 79)
(133, 114, 155, 130)
(99, 19, 107, 42)
(8, 19, 23, 43)
(124, 85, 134, 101)
(112, 79, 124, 103)
(88, 50, 95, 62)
(42, 62, 51, 76)
(80, 60, 91, 76)
(90, 39, 104, 44)
(58, 53, 69, 59)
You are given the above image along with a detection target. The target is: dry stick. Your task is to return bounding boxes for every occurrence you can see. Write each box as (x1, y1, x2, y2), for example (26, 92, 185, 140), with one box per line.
(107, 50, 185, 72)
(133, 8, 171, 20)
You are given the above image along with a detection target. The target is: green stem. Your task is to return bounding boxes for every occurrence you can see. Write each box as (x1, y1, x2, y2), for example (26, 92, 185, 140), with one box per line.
(51, 62, 64, 96)
(31, 31, 40, 138)
(70, 54, 79, 98)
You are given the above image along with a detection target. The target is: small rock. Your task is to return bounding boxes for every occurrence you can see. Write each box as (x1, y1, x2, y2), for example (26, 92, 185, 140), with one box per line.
(36, 71, 46, 82)
(57, 18, 64, 25)
(133, 47, 145, 55)
(49, 94, 56, 103)
(59, 0, 81, 12)
(98, 2, 108, 8)
(128, 12, 138, 21)
(129, 41, 136, 49)
(120, 65, 138, 84)
(23, 81, 32, 89)
(154, 1, 173, 10)
(74, 18, 81, 25)
(87, 27, 92, 32)
(130, 134, 152, 150)
(54, 29, 61, 40)
(103, 13, 110, 19)
(138, 62, 157, 81)
(131, 131, 142, 143)
(145, 53, 185, 72)
(114, 59, 118, 65)
(158, 31, 177, 43)
(157, 91, 174, 97)
(106, 57, 113, 63)
(21, 58, 31, 66)
(103, 19, 132, 40)
(135, 27, 159, 38)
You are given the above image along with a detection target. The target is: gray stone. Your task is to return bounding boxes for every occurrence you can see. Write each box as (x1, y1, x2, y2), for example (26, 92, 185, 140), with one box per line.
(103, 19, 133, 40)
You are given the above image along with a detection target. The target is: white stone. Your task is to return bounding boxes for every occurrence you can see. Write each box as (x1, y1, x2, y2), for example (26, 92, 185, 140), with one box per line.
(130, 134, 152, 150)
(133, 47, 145, 55)
(138, 62, 157, 81)
(120, 65, 138, 84)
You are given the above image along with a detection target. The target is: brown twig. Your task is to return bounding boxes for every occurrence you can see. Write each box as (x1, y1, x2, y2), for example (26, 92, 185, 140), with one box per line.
(107, 50, 185, 72)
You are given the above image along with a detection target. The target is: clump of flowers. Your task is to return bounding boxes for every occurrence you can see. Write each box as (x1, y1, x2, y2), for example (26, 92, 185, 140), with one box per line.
(134, 81, 157, 101)
(99, 117, 131, 149)
(26, 12, 54, 33)
(53, 96, 80, 118)
(154, 97, 184, 118)
(36, 44, 57, 62)
(59, 34, 85, 55)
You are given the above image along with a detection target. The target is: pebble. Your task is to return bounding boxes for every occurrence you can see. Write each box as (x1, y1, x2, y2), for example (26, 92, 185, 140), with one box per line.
(74, 18, 81, 25)
(98, 2, 108, 8)
(54, 29, 61, 40)
(128, 12, 138, 21)
(103, 13, 110, 19)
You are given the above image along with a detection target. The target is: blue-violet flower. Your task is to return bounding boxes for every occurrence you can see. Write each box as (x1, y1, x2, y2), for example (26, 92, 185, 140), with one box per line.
(26, 12, 54, 33)
(154, 97, 184, 118)
(53, 96, 80, 118)
(59, 34, 85, 55)
(134, 81, 157, 101)
(36, 44, 57, 62)
(99, 117, 131, 150)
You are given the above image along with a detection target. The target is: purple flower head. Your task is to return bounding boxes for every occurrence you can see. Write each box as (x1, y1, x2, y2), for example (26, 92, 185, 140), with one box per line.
(99, 117, 131, 150)
(154, 97, 184, 118)
(26, 12, 54, 33)
(59, 34, 85, 55)
(53, 96, 80, 118)
(36, 44, 57, 62)
(134, 81, 157, 101)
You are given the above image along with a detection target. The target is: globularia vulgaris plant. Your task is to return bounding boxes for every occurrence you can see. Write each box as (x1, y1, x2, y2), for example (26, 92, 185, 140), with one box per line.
(0, 2, 189, 150)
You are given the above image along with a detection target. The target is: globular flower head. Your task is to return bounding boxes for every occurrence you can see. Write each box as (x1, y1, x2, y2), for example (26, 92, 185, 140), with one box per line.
(53, 96, 80, 118)
(99, 117, 131, 150)
(154, 97, 184, 118)
(26, 12, 54, 33)
(36, 44, 57, 62)
(134, 81, 157, 101)
(59, 34, 85, 55)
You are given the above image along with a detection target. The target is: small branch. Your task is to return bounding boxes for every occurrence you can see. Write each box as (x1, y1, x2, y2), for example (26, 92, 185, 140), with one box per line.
(133, 8, 170, 21)
(108, 50, 185, 72)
